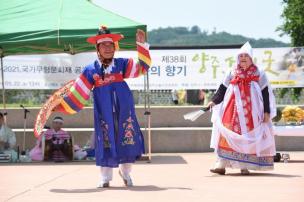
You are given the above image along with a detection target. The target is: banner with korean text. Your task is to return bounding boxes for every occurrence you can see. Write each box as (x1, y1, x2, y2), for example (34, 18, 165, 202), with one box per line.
(1, 47, 303, 89)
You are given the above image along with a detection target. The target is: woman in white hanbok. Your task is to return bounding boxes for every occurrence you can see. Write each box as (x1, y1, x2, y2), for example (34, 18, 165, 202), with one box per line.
(208, 42, 276, 175)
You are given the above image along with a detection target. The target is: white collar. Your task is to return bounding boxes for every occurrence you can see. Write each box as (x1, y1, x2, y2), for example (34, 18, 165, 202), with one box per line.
(98, 59, 114, 74)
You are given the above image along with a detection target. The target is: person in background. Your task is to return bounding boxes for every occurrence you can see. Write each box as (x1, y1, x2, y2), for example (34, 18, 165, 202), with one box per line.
(0, 112, 18, 162)
(30, 116, 72, 162)
(171, 90, 178, 105)
(198, 89, 205, 105)
(177, 89, 187, 104)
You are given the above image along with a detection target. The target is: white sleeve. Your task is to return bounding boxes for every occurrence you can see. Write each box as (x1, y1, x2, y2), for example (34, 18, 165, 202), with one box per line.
(222, 71, 233, 87)
(258, 69, 277, 118)
(258, 70, 269, 90)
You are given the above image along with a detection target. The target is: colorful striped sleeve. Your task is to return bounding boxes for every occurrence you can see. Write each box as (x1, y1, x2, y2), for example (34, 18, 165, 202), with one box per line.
(124, 42, 151, 78)
(57, 68, 94, 114)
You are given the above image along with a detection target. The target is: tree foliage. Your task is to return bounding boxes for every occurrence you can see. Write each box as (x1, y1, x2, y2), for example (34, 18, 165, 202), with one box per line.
(278, 0, 304, 46)
(148, 26, 289, 47)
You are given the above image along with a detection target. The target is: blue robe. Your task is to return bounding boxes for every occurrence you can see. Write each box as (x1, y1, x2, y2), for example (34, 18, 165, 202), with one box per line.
(82, 59, 145, 167)
(59, 42, 150, 167)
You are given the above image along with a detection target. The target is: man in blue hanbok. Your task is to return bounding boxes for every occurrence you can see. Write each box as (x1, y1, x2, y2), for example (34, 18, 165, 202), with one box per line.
(56, 26, 151, 187)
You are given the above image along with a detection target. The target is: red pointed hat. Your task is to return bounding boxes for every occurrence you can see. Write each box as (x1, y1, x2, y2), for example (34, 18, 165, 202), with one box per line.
(87, 26, 124, 45)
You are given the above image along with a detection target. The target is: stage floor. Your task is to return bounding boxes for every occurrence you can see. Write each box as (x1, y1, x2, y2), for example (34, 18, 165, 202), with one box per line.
(1, 152, 304, 202)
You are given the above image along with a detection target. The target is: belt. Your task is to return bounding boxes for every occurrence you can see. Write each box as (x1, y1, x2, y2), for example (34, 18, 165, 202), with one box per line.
(94, 73, 124, 87)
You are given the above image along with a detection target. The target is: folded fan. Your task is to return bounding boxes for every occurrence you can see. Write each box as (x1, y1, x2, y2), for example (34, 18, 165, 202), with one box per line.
(34, 80, 75, 138)
(183, 106, 210, 122)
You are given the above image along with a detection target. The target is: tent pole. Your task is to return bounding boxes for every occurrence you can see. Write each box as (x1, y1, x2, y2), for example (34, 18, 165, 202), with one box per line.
(143, 69, 152, 162)
(0, 49, 7, 124)
(146, 72, 151, 162)
(143, 72, 152, 162)
(144, 73, 147, 132)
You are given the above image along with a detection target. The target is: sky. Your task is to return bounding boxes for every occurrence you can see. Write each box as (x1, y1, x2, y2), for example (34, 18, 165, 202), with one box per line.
(93, 0, 291, 43)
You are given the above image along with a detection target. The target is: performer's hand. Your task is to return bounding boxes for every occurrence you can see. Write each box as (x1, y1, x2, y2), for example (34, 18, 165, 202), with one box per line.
(263, 113, 270, 123)
(52, 104, 62, 112)
(206, 101, 215, 108)
(136, 29, 146, 44)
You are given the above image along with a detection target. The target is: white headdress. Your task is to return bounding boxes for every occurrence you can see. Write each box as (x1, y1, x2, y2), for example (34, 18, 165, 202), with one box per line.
(238, 41, 253, 58)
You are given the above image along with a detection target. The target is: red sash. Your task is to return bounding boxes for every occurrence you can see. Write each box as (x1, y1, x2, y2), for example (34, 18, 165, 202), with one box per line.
(230, 75, 259, 85)
(219, 65, 259, 151)
(93, 73, 124, 87)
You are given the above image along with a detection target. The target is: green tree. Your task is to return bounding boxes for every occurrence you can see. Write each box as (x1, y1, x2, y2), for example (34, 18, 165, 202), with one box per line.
(278, 0, 304, 46)
(277, 0, 304, 102)
(190, 26, 201, 34)
(148, 26, 289, 47)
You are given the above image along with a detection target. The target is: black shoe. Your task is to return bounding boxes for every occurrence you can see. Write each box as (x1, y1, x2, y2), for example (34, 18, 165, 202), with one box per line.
(210, 168, 226, 175)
